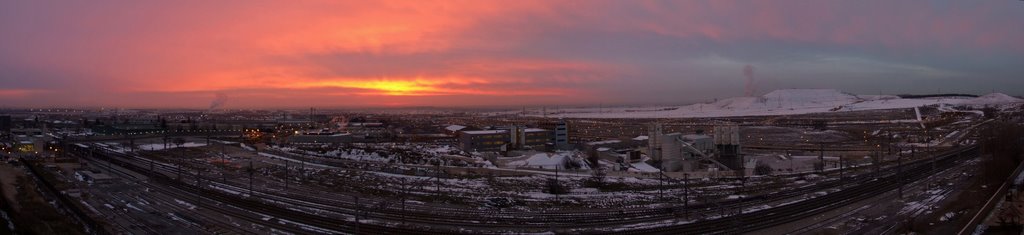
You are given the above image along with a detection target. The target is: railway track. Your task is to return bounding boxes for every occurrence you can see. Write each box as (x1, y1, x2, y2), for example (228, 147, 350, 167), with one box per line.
(90, 147, 795, 230)
(73, 143, 977, 234)
(87, 154, 257, 235)
(617, 145, 978, 234)
(78, 147, 440, 234)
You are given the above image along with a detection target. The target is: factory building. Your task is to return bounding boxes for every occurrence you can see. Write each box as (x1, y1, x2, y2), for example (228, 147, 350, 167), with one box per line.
(585, 138, 644, 168)
(77, 170, 116, 184)
(523, 128, 551, 148)
(714, 125, 744, 171)
(647, 124, 689, 171)
(553, 120, 570, 150)
(647, 123, 664, 162)
(533, 119, 571, 150)
(646, 124, 720, 172)
(458, 130, 510, 152)
(508, 127, 551, 150)
(10, 128, 48, 154)
(681, 134, 714, 156)
(659, 133, 684, 171)
(345, 122, 390, 141)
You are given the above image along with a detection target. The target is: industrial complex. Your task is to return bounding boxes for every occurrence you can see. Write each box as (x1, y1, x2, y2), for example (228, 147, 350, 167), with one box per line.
(2, 89, 1023, 234)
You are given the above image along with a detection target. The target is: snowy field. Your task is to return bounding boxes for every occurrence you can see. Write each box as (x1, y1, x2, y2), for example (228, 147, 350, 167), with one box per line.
(532, 89, 1022, 119)
(138, 142, 208, 151)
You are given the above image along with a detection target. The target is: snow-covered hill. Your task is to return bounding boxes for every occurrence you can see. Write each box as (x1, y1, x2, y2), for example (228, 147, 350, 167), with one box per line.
(542, 89, 1021, 119)
(761, 89, 860, 109)
(960, 93, 1024, 105)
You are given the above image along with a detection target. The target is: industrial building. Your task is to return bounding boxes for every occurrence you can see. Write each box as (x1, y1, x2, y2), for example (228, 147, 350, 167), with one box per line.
(680, 134, 714, 157)
(553, 120, 570, 150)
(345, 122, 390, 141)
(509, 127, 551, 150)
(10, 128, 48, 153)
(646, 123, 730, 172)
(458, 130, 510, 152)
(646, 123, 664, 163)
(77, 170, 116, 184)
(585, 138, 644, 169)
(714, 125, 744, 171)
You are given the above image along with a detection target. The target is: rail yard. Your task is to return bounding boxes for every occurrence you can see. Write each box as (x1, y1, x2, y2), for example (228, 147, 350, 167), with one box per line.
(2, 95, 1021, 234)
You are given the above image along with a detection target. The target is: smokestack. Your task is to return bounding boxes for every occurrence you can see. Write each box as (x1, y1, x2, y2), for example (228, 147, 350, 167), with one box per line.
(743, 65, 756, 97)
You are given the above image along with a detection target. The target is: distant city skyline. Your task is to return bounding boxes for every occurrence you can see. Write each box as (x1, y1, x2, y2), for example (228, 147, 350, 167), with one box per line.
(1, 1, 1023, 108)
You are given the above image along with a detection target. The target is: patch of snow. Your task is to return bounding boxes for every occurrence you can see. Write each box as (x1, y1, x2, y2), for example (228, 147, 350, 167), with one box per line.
(174, 199, 197, 210)
(507, 153, 570, 170)
(445, 125, 467, 132)
(540, 89, 1017, 119)
(630, 162, 660, 173)
(139, 142, 207, 151)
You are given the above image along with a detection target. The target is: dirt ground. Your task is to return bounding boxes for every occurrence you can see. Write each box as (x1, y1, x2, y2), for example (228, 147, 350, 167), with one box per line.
(0, 165, 25, 211)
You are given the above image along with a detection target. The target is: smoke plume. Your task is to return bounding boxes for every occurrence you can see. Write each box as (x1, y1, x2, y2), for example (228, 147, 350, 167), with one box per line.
(209, 92, 229, 110)
(743, 65, 756, 96)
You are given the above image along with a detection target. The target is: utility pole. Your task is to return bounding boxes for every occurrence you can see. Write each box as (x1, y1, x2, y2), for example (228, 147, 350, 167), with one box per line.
(177, 159, 182, 181)
(248, 159, 254, 196)
(353, 195, 361, 234)
(659, 167, 665, 201)
(222, 164, 227, 184)
(911, 145, 916, 159)
(60, 135, 68, 158)
(887, 132, 893, 154)
(818, 143, 825, 173)
(739, 177, 746, 216)
(839, 156, 844, 184)
(435, 162, 442, 196)
(401, 178, 407, 225)
(284, 159, 289, 191)
(554, 165, 560, 201)
(874, 150, 881, 176)
(930, 143, 936, 173)
(788, 152, 794, 172)
(214, 143, 226, 184)
(196, 168, 203, 208)
(898, 152, 903, 199)
(179, 143, 185, 181)
(683, 173, 690, 220)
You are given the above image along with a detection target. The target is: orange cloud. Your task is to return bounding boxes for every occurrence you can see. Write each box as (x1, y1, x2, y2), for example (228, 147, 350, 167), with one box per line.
(296, 78, 478, 96)
(3, 1, 1022, 108)
(70, 1, 588, 101)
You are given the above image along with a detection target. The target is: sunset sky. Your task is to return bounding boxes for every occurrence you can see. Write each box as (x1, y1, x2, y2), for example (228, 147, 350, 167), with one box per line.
(1, 1, 1023, 108)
